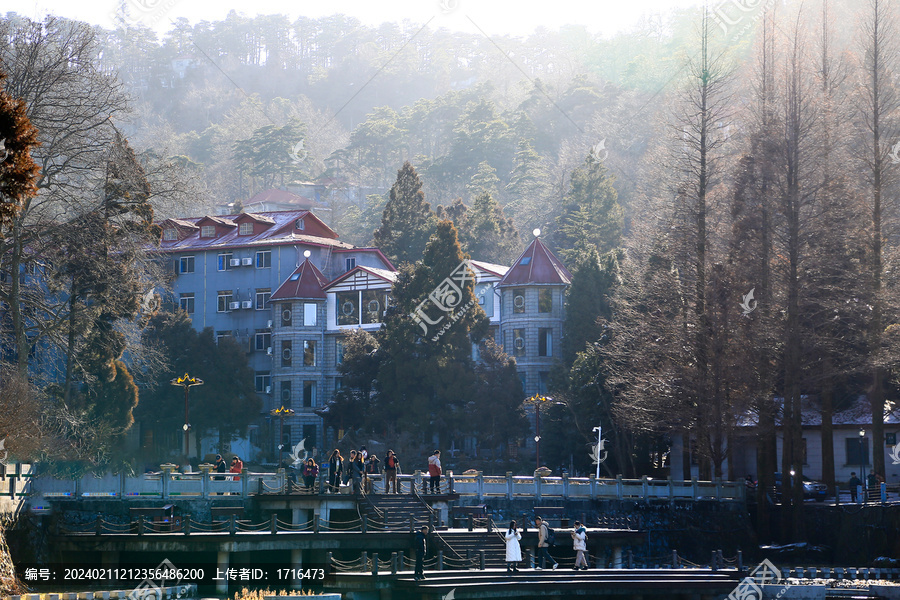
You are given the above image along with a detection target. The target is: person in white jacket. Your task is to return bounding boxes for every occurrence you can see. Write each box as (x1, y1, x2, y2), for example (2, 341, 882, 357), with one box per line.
(571, 520, 588, 570)
(504, 520, 522, 574)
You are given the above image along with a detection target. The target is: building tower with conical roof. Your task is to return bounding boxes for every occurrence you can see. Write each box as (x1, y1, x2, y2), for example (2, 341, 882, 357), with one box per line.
(497, 233, 572, 398)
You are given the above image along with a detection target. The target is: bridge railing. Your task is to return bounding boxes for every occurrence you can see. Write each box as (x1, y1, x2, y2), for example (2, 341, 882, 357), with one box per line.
(443, 472, 745, 502)
(29, 466, 744, 503)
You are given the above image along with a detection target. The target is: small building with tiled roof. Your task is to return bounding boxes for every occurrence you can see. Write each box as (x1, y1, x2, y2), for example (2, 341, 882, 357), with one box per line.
(496, 235, 571, 398)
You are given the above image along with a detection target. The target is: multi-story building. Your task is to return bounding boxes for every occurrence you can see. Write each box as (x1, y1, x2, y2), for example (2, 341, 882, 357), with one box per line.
(154, 207, 571, 461)
(156, 208, 394, 460)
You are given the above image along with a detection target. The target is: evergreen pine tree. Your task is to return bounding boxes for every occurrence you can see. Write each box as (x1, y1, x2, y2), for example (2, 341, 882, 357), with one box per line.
(373, 162, 436, 264)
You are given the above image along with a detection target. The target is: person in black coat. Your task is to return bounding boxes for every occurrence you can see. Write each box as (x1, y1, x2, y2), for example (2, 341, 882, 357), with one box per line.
(327, 449, 343, 493)
(414, 525, 429, 580)
(214, 454, 227, 480)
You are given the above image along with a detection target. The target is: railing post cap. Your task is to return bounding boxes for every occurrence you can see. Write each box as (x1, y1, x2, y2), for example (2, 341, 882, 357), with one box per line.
(160, 463, 177, 472)
(198, 463, 213, 473)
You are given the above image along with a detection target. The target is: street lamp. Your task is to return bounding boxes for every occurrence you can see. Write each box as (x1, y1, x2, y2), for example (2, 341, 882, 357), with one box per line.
(526, 394, 546, 470)
(270, 406, 295, 464)
(171, 373, 204, 472)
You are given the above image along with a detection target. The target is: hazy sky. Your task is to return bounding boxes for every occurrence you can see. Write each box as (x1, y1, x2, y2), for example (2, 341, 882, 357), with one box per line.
(10, 0, 705, 37)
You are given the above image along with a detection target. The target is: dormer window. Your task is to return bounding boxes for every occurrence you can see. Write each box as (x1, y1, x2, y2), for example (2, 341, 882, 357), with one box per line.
(163, 228, 178, 241)
(295, 218, 305, 230)
(239, 222, 254, 236)
(201, 225, 216, 238)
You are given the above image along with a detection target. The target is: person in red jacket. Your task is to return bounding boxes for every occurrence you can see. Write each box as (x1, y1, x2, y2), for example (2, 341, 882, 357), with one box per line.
(427, 450, 442, 494)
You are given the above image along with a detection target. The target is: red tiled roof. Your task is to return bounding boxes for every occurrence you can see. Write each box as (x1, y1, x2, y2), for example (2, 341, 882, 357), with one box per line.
(155, 210, 341, 252)
(271, 259, 330, 301)
(498, 237, 572, 286)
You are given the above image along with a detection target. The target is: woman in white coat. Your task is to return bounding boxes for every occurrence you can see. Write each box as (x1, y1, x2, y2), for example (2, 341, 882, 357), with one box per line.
(504, 520, 522, 574)
(572, 520, 588, 570)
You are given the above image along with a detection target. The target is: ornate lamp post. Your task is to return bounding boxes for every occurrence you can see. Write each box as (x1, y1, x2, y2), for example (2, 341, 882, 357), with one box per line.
(171, 373, 204, 471)
(270, 406, 295, 464)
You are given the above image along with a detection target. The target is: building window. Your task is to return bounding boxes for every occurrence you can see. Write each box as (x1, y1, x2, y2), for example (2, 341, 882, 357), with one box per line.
(281, 304, 292, 327)
(336, 290, 389, 326)
(303, 340, 316, 366)
(282, 425, 291, 449)
(512, 328, 526, 357)
(179, 293, 195, 314)
(256, 289, 271, 310)
(362, 290, 384, 324)
(179, 256, 195, 274)
(538, 288, 553, 313)
(539, 371, 549, 395)
(518, 372, 526, 392)
(217, 253, 233, 271)
(345, 257, 356, 271)
(337, 291, 359, 326)
(296, 218, 305, 230)
(303, 381, 316, 407)
(239, 222, 254, 236)
(215, 330, 233, 343)
(303, 303, 317, 326)
(538, 328, 552, 357)
(846, 437, 869, 466)
(163, 228, 178, 241)
(513, 289, 526, 314)
(334, 376, 344, 390)
(217, 291, 233, 313)
(280, 381, 292, 408)
(256, 250, 271, 269)
(201, 225, 215, 238)
(255, 372, 271, 393)
(303, 424, 317, 448)
(255, 331, 271, 352)
(281, 340, 292, 367)
(336, 340, 344, 365)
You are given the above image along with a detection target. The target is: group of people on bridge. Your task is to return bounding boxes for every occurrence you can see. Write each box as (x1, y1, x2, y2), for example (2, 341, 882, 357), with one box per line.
(292, 447, 443, 495)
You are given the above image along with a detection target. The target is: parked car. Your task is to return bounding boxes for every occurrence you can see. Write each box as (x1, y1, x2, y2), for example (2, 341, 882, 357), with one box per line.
(773, 472, 827, 502)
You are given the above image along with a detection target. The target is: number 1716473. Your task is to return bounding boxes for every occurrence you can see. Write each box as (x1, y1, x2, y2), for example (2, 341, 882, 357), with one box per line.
(276, 568, 325, 580)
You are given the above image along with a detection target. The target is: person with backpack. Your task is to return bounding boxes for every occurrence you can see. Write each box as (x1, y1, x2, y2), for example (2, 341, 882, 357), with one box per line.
(571, 520, 588, 570)
(384, 450, 400, 493)
(534, 516, 558, 570)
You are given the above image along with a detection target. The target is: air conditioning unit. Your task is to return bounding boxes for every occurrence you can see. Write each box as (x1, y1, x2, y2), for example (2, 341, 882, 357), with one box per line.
(241, 257, 252, 266)
(241, 300, 253, 309)
(229, 301, 241, 310)
(229, 258, 241, 267)
(266, 347, 272, 355)
(265, 386, 271, 394)
(267, 320, 273, 328)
